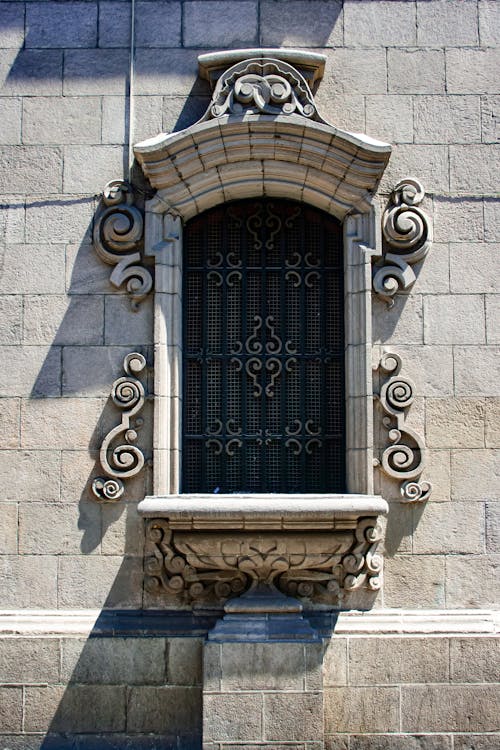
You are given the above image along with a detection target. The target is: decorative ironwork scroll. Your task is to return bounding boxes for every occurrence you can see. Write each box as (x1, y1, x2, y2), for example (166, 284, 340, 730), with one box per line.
(144, 516, 383, 608)
(375, 352, 432, 503)
(93, 180, 152, 310)
(92, 352, 147, 502)
(373, 178, 433, 307)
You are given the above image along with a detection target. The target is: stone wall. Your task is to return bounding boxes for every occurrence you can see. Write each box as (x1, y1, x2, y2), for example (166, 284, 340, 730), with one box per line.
(0, 1, 498, 748)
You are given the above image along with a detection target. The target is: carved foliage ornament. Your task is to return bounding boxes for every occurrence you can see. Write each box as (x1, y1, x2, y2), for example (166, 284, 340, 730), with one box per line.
(144, 516, 383, 608)
(93, 180, 152, 310)
(373, 178, 433, 306)
(203, 58, 321, 122)
(375, 352, 432, 503)
(92, 352, 147, 501)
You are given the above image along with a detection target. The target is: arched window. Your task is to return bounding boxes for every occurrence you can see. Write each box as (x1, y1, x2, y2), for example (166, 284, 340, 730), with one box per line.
(182, 199, 345, 494)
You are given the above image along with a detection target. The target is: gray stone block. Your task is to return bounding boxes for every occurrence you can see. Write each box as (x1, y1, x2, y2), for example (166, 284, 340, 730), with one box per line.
(0, 49, 63, 97)
(349, 736, 451, 750)
(379, 144, 449, 195)
(344, 0, 416, 47)
(134, 48, 205, 96)
(136, 1, 181, 47)
(104, 295, 153, 345)
(0, 555, 58, 608)
(450, 243, 500, 293)
(481, 95, 500, 144)
(25, 194, 94, 244)
(451, 448, 500, 499)
(0, 295, 22, 344)
(424, 295, 485, 345)
(414, 96, 481, 144)
(453, 347, 500, 397)
(365, 95, 413, 144)
(401, 684, 500, 732)
(23, 295, 104, 346)
(0, 449, 60, 502)
(23, 97, 102, 145)
(264, 693, 323, 742)
(101, 500, 147, 555)
(384, 555, 445, 608)
(64, 49, 129, 95)
(167, 637, 203, 686)
(19, 501, 101, 555)
(446, 554, 500, 608)
(184, 1, 257, 48)
(63, 145, 124, 194)
(373, 294, 423, 345)
(447, 49, 500, 94)
(0, 243, 65, 294)
(323, 637, 347, 687)
(21, 397, 104, 450)
(25, 684, 126, 733)
(413, 241, 450, 294)
(348, 636, 449, 685)
(99, 1, 132, 48)
(101, 95, 128, 144)
(0, 98, 21, 144)
(324, 686, 399, 733)
(260, 0, 343, 48)
(65, 243, 113, 295)
(0, 687, 22, 732)
(485, 398, 500, 446)
(0, 345, 61, 397)
(0, 147, 63, 194)
(0, 195, 25, 243)
(314, 93, 365, 134)
(219, 642, 305, 691)
(450, 637, 500, 683)
(0, 3, 25, 49)
(62, 345, 137, 397)
(388, 49, 445, 94)
(0, 637, 60, 684)
(413, 501, 484, 554)
(204, 693, 262, 742)
(434, 198, 484, 243)
(479, 0, 500, 47)
(454, 736, 500, 750)
(61, 637, 167, 684)
(417, 0, 478, 46)
(484, 199, 500, 242)
(26, 2, 98, 49)
(0, 502, 17, 553)
(127, 685, 202, 735)
(486, 296, 500, 344)
(426, 398, 485, 448)
(57, 555, 143, 608)
(322, 49, 387, 95)
(450, 145, 500, 193)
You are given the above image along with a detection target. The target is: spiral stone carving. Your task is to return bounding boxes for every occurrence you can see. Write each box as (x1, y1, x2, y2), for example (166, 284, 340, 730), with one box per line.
(93, 180, 152, 310)
(373, 178, 433, 307)
(375, 352, 432, 503)
(92, 352, 147, 502)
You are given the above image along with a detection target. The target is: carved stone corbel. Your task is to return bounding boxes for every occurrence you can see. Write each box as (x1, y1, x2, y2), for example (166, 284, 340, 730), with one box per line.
(93, 180, 152, 310)
(92, 352, 147, 502)
(374, 352, 432, 503)
(373, 178, 433, 306)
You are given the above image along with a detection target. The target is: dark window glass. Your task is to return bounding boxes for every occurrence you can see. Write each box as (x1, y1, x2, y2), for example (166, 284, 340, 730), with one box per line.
(182, 199, 345, 493)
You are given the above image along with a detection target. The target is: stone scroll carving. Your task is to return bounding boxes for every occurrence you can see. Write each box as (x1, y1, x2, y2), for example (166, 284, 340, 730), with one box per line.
(92, 352, 147, 502)
(375, 352, 432, 503)
(93, 180, 152, 310)
(144, 516, 383, 608)
(373, 178, 433, 306)
(202, 58, 321, 122)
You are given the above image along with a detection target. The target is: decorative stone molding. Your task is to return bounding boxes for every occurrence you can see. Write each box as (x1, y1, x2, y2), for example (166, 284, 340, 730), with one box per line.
(93, 180, 152, 310)
(139, 495, 388, 610)
(375, 352, 432, 503)
(373, 178, 433, 306)
(92, 352, 147, 502)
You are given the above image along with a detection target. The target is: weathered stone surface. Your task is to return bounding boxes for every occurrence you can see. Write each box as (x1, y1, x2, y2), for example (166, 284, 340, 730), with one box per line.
(413, 242, 449, 294)
(184, 1, 258, 47)
(447, 49, 500, 95)
(135, 1, 182, 47)
(0, 296, 22, 345)
(426, 398, 485, 448)
(379, 145, 449, 195)
(314, 92, 365, 133)
(388, 49, 445, 94)
(21, 397, 104, 450)
(65, 243, 112, 295)
(325, 687, 399, 733)
(204, 693, 262, 742)
(454, 736, 500, 750)
(451, 449, 500, 499)
(0, 449, 60, 502)
(451, 145, 500, 194)
(23, 295, 104, 346)
(264, 693, 323, 742)
(19, 502, 101, 555)
(101, 501, 146, 556)
(161, 93, 209, 134)
(365, 95, 413, 144)
(63, 145, 124, 194)
(0, 637, 60, 684)
(344, 1, 415, 47)
(348, 637, 449, 685)
(417, 0, 478, 46)
(104, 296, 153, 345)
(62, 345, 136, 397)
(384, 555, 445, 608)
(450, 243, 500, 294)
(401, 684, 500, 732)
(450, 638, 500, 683)
(486, 503, 500, 552)
(0, 98, 21, 144)
(26, 197, 94, 244)
(453, 347, 500, 397)
(434, 198, 484, 243)
(479, 0, 500, 46)
(486, 296, 500, 344)
(0, 195, 25, 243)
(0, 345, 61, 397)
(0, 687, 22, 732)
(0, 502, 17, 554)
(23, 97, 102, 145)
(414, 96, 481, 144)
(57, 555, 143, 608)
(424, 295, 485, 345)
(446, 555, 500, 608)
(349, 736, 451, 750)
(380, 345, 453, 398)
(0, 49, 63, 97)
(98, 0, 131, 47)
(322, 638, 347, 687)
(61, 637, 166, 684)
(261, 0, 342, 47)
(167, 637, 203, 686)
(373, 294, 423, 345)
(25, 684, 126, 733)
(481, 95, 500, 144)
(413, 501, 484, 555)
(484, 200, 500, 242)
(134, 49, 203, 96)
(0, 555, 57, 608)
(0, 3, 25, 48)
(64, 49, 129, 95)
(26, 2, 97, 48)
(219, 643, 305, 691)
(322, 49, 387, 95)
(128, 686, 201, 736)
(0, 146, 63, 194)
(0, 244, 65, 294)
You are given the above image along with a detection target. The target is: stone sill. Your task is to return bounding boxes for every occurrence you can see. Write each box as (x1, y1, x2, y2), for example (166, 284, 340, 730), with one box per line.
(137, 494, 388, 530)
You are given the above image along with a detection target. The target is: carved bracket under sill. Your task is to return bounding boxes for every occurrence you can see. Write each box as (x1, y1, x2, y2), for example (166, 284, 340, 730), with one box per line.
(92, 352, 147, 502)
(373, 177, 433, 307)
(138, 495, 388, 610)
(374, 352, 432, 503)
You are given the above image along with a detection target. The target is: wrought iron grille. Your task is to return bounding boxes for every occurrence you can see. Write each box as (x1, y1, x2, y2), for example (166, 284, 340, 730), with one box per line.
(182, 199, 345, 493)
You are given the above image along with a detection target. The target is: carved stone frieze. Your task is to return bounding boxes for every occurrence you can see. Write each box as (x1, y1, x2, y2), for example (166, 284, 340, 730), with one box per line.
(373, 178, 433, 306)
(93, 180, 152, 310)
(144, 516, 383, 609)
(92, 352, 147, 502)
(375, 352, 432, 503)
